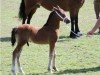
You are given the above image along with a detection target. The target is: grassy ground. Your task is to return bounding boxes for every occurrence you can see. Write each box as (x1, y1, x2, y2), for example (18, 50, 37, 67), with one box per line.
(0, 0, 100, 75)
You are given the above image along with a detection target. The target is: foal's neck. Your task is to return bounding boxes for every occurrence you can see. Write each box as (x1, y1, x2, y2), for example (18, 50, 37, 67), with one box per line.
(44, 12, 60, 29)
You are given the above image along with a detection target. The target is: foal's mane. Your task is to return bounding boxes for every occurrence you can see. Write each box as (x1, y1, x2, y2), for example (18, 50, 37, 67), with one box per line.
(44, 11, 55, 26)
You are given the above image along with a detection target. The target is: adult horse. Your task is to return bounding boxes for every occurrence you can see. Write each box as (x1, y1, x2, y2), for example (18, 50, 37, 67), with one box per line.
(19, 0, 85, 38)
(11, 6, 70, 75)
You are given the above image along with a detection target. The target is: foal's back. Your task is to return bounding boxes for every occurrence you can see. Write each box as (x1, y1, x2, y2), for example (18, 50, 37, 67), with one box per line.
(17, 24, 58, 44)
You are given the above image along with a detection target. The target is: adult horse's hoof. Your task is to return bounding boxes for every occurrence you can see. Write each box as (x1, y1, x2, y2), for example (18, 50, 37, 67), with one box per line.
(77, 32, 82, 37)
(70, 32, 77, 38)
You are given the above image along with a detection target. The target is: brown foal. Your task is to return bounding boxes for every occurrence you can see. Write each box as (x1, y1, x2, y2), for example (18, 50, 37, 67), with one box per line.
(11, 6, 70, 75)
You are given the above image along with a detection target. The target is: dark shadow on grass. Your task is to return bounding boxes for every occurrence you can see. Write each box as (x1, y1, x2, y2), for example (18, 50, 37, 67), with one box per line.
(57, 35, 76, 42)
(27, 71, 49, 75)
(0, 37, 11, 42)
(57, 36, 69, 42)
(26, 66, 100, 75)
(59, 36, 68, 39)
(55, 66, 100, 75)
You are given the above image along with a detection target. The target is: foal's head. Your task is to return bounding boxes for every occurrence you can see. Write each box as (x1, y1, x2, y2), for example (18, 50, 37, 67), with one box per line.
(52, 6, 70, 24)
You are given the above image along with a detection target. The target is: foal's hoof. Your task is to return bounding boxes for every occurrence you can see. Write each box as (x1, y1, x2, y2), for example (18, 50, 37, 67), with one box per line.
(53, 67, 58, 71)
(48, 69, 53, 73)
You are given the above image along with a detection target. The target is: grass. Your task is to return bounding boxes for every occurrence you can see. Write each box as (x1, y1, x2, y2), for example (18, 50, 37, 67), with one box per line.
(0, 0, 100, 75)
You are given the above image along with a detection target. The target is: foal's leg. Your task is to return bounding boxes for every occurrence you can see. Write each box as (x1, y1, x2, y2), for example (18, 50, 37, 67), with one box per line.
(12, 42, 26, 75)
(16, 41, 26, 75)
(52, 50, 58, 71)
(17, 49, 25, 75)
(12, 48, 17, 75)
(12, 45, 22, 75)
(48, 42, 56, 73)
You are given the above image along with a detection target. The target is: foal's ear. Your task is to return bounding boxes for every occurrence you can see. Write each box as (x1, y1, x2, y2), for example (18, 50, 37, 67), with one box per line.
(56, 5, 62, 10)
(57, 5, 60, 9)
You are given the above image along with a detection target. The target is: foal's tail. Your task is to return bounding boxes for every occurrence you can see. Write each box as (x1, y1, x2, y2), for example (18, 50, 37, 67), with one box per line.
(19, 0, 25, 20)
(11, 28, 17, 46)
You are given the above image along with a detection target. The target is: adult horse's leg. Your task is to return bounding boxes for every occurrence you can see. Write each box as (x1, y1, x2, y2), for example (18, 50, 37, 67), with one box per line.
(22, 15, 27, 24)
(94, 2, 100, 33)
(70, 9, 82, 38)
(75, 13, 82, 36)
(70, 15, 76, 38)
(48, 42, 56, 73)
(19, 0, 27, 24)
(75, 14, 82, 36)
(27, 8, 38, 24)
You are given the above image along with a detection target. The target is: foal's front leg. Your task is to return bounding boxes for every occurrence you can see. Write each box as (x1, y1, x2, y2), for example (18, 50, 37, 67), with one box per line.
(48, 42, 57, 73)
(52, 50, 58, 71)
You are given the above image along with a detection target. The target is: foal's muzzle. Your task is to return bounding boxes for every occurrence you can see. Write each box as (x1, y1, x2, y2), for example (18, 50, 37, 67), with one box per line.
(64, 18, 70, 24)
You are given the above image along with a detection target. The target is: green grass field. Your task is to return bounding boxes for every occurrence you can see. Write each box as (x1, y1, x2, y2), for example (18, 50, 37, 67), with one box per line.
(0, 0, 100, 75)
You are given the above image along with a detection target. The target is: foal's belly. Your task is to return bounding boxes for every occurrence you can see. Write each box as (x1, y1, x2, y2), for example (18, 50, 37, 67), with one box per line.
(30, 29, 57, 44)
(31, 34, 50, 44)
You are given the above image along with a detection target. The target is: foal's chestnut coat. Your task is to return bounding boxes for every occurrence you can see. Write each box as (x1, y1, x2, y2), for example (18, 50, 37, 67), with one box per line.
(11, 7, 70, 75)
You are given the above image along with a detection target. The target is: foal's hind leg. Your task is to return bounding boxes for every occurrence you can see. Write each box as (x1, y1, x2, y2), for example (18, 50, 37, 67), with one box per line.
(12, 42, 26, 75)
(16, 42, 26, 75)
(17, 49, 25, 75)
(12, 45, 21, 75)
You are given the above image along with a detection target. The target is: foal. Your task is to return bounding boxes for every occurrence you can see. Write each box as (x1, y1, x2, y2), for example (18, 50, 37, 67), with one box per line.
(11, 6, 70, 75)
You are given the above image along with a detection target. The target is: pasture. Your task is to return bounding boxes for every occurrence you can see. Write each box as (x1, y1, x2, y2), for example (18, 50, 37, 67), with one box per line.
(0, 0, 100, 75)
